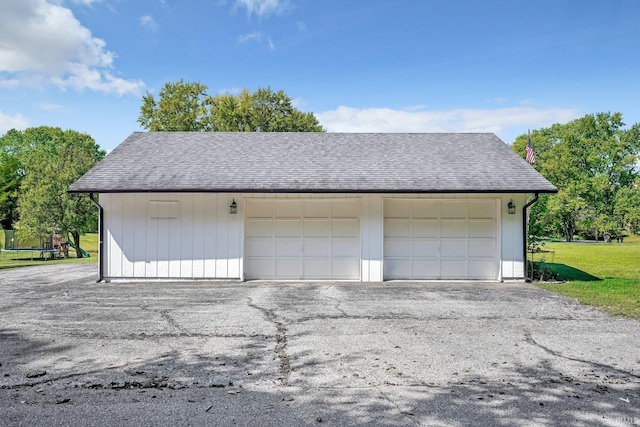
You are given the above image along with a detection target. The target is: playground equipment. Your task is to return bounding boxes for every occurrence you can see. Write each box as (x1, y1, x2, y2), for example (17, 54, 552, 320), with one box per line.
(1, 228, 90, 259)
(1, 229, 57, 259)
(67, 240, 90, 258)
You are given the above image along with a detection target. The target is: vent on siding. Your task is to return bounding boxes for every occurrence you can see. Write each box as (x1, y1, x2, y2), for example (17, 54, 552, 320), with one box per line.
(149, 200, 179, 220)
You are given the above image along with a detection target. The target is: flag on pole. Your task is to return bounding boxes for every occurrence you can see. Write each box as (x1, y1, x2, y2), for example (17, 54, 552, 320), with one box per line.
(525, 133, 535, 163)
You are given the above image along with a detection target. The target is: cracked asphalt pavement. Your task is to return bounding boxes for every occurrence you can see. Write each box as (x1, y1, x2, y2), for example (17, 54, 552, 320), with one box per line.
(1, 264, 639, 426)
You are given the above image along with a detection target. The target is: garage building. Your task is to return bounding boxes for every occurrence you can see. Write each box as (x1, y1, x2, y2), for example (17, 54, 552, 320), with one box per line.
(69, 132, 557, 282)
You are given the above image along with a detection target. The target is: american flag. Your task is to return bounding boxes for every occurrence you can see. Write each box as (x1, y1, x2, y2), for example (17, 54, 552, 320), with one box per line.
(525, 137, 535, 163)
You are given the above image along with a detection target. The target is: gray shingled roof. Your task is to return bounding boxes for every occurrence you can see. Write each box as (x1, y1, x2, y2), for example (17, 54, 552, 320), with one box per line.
(69, 132, 557, 193)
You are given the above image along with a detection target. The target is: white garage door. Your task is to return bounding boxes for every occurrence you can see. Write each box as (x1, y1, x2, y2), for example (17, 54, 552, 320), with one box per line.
(245, 199, 360, 280)
(384, 199, 497, 280)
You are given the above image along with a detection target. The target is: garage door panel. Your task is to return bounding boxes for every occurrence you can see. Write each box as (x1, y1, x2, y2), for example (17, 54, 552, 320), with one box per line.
(468, 239, 495, 257)
(275, 259, 300, 277)
(384, 239, 411, 257)
(441, 221, 466, 238)
(469, 201, 495, 219)
(304, 220, 330, 237)
(413, 260, 439, 277)
(249, 200, 273, 218)
(304, 239, 330, 257)
(275, 201, 301, 218)
(384, 260, 411, 279)
(441, 240, 466, 258)
(246, 239, 274, 257)
(441, 260, 466, 278)
(440, 202, 467, 219)
(412, 240, 439, 257)
(246, 220, 272, 237)
(276, 240, 301, 257)
(412, 200, 439, 218)
(275, 220, 302, 237)
(332, 200, 359, 218)
(468, 260, 495, 279)
(246, 259, 274, 279)
(332, 239, 359, 257)
(332, 219, 358, 237)
(332, 259, 359, 279)
(412, 220, 439, 238)
(304, 201, 331, 218)
(468, 221, 495, 238)
(304, 259, 329, 277)
(384, 200, 411, 218)
(384, 219, 410, 238)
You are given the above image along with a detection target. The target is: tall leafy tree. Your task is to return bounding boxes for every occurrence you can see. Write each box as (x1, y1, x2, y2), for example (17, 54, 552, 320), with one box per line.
(138, 80, 324, 132)
(513, 112, 640, 241)
(15, 127, 105, 257)
(614, 181, 640, 235)
(0, 129, 26, 229)
(138, 80, 210, 131)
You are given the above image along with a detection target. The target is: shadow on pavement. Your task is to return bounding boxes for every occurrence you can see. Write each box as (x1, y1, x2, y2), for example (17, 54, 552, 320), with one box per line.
(1, 328, 638, 426)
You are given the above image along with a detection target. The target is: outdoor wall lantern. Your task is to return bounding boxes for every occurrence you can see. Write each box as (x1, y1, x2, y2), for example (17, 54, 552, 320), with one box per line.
(230, 199, 238, 215)
(508, 200, 516, 215)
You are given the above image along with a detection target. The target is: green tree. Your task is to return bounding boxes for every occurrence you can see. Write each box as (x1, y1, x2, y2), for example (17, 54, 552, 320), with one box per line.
(0, 129, 26, 229)
(208, 87, 324, 132)
(15, 127, 105, 257)
(0, 126, 61, 230)
(138, 80, 324, 132)
(513, 112, 640, 241)
(614, 181, 640, 236)
(138, 79, 210, 131)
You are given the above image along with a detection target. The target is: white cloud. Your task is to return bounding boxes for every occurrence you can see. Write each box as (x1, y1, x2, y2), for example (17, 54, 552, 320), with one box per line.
(0, 111, 29, 134)
(139, 14, 158, 31)
(69, 0, 103, 5)
(317, 106, 580, 142)
(291, 97, 307, 110)
(0, 0, 144, 95)
(237, 31, 275, 50)
(217, 87, 242, 95)
(402, 105, 427, 112)
(296, 21, 306, 31)
(234, 0, 290, 17)
(39, 103, 63, 111)
(238, 31, 262, 43)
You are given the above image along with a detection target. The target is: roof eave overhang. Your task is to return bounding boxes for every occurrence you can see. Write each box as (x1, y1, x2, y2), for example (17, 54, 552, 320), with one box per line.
(69, 188, 559, 195)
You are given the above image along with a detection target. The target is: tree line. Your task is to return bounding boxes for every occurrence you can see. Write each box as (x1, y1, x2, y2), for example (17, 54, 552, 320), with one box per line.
(0, 127, 105, 256)
(512, 112, 640, 242)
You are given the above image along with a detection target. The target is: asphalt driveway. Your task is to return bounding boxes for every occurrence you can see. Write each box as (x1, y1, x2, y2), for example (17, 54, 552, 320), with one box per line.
(0, 264, 639, 426)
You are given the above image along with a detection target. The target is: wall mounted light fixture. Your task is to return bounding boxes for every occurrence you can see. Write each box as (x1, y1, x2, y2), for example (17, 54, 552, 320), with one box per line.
(230, 199, 238, 214)
(508, 200, 516, 215)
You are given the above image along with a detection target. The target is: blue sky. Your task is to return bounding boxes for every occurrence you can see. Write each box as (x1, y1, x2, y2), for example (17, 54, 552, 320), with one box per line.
(1, 0, 639, 151)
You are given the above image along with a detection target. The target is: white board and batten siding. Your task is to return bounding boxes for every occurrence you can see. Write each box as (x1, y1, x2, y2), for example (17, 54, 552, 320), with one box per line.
(500, 193, 527, 280)
(100, 193, 526, 281)
(100, 193, 243, 279)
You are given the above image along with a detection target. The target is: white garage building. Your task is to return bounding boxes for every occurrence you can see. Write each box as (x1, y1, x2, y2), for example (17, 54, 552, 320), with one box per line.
(69, 132, 557, 282)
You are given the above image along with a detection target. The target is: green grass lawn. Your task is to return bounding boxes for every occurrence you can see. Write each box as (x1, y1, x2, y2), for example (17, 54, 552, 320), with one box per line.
(0, 231, 98, 270)
(535, 241, 640, 320)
